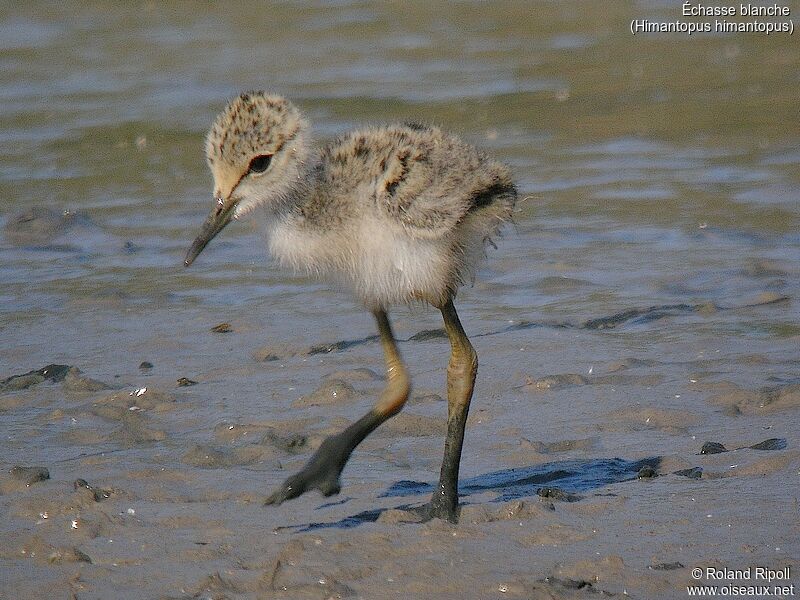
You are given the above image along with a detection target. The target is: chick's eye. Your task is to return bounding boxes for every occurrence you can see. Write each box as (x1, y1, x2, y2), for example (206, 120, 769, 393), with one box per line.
(248, 154, 272, 174)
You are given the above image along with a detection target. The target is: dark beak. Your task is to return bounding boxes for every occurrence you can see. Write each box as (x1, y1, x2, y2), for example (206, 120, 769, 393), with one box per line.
(184, 200, 236, 267)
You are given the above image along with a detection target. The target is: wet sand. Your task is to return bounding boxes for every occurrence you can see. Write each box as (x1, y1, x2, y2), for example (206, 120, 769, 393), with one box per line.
(2, 1, 799, 598)
(2, 301, 798, 599)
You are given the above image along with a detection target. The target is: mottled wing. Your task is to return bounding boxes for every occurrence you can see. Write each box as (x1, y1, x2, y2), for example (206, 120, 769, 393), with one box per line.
(372, 124, 515, 238)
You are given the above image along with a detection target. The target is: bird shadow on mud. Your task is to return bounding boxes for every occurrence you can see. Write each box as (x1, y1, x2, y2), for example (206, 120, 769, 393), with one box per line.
(278, 456, 660, 532)
(277, 297, 787, 530)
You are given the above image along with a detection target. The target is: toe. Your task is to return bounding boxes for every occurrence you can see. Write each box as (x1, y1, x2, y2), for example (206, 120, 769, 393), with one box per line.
(264, 487, 286, 506)
(264, 489, 284, 506)
(264, 477, 304, 506)
(318, 477, 341, 497)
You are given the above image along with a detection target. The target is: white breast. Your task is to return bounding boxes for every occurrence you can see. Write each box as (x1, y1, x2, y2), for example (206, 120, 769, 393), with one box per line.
(266, 214, 455, 309)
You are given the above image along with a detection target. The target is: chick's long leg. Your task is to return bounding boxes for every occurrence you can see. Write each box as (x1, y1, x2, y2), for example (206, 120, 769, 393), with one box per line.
(265, 310, 410, 505)
(427, 298, 477, 522)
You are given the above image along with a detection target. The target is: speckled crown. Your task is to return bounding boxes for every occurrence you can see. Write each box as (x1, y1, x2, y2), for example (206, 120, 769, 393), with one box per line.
(205, 91, 307, 168)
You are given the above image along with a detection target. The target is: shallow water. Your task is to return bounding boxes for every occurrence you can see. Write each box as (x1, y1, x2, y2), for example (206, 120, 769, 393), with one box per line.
(1, 2, 799, 599)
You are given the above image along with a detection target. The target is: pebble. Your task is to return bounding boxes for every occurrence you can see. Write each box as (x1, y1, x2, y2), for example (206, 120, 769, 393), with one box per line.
(10, 466, 50, 486)
(700, 441, 728, 454)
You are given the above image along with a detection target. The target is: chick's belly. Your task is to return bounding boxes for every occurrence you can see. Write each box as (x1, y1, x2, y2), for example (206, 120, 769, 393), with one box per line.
(353, 231, 453, 305)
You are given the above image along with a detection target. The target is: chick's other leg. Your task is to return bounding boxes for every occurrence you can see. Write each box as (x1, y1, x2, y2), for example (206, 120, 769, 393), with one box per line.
(428, 298, 477, 522)
(265, 310, 410, 505)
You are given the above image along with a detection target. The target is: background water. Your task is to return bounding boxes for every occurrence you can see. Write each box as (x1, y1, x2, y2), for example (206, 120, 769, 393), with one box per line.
(2, 1, 797, 377)
(1, 2, 798, 598)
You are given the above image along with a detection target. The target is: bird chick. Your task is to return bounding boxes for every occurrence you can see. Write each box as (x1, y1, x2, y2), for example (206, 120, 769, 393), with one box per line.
(185, 91, 516, 522)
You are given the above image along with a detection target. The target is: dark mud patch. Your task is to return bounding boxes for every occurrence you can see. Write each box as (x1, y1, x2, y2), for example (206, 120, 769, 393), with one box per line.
(9, 466, 50, 487)
(673, 467, 703, 479)
(700, 441, 728, 454)
(700, 438, 787, 454)
(73, 478, 112, 502)
(1, 364, 110, 394)
(636, 465, 658, 479)
(1, 364, 71, 392)
(749, 438, 787, 451)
